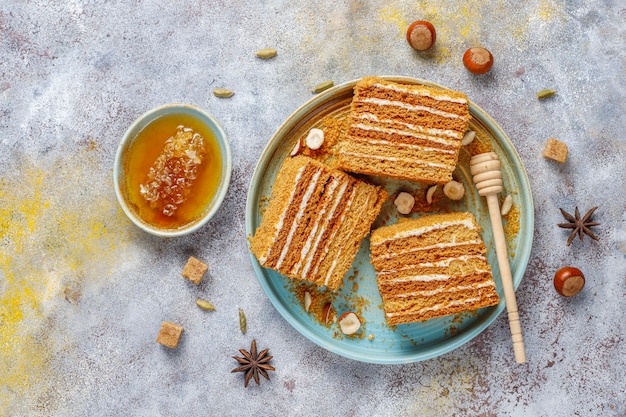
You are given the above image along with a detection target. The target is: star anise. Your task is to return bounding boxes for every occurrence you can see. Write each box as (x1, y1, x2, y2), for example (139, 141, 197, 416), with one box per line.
(557, 206, 600, 246)
(231, 339, 275, 387)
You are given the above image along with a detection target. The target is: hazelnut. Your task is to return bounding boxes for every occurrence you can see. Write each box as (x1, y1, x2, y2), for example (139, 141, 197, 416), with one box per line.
(394, 191, 415, 214)
(305, 128, 324, 150)
(322, 302, 333, 325)
(501, 194, 513, 216)
(426, 185, 437, 204)
(554, 266, 585, 297)
(338, 312, 361, 335)
(443, 180, 465, 200)
(406, 20, 436, 51)
(463, 47, 494, 74)
(461, 130, 476, 146)
(290, 138, 303, 157)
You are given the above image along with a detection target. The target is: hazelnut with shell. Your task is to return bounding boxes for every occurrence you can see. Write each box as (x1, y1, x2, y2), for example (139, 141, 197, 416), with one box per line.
(554, 266, 585, 297)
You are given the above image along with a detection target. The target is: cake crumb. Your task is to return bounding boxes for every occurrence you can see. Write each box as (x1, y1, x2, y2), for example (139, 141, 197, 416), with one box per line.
(542, 137, 568, 163)
(181, 256, 208, 285)
(156, 321, 183, 348)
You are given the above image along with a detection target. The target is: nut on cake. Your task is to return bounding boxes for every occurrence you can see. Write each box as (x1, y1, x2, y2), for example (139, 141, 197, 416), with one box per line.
(370, 212, 500, 325)
(250, 155, 387, 291)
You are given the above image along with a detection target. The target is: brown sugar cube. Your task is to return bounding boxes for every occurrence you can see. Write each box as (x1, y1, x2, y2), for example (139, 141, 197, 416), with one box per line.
(542, 137, 568, 163)
(156, 321, 183, 348)
(181, 256, 208, 285)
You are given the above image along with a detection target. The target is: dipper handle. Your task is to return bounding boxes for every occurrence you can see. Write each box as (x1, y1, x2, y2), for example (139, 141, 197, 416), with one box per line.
(470, 152, 526, 364)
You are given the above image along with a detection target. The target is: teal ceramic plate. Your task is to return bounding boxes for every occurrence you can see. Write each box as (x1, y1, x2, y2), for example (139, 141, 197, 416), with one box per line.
(245, 76, 533, 364)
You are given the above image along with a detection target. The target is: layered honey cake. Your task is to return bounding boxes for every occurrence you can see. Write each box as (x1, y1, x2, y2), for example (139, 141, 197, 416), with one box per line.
(336, 76, 470, 184)
(370, 212, 499, 325)
(250, 155, 387, 291)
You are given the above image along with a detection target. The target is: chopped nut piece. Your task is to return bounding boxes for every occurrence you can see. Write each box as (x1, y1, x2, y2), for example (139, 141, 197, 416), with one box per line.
(461, 130, 476, 146)
(426, 185, 437, 204)
(338, 312, 361, 335)
(304, 291, 312, 312)
(156, 321, 183, 348)
(322, 303, 333, 325)
(443, 181, 465, 200)
(305, 128, 324, 150)
(542, 137, 568, 163)
(501, 194, 513, 216)
(394, 192, 415, 214)
(290, 138, 303, 157)
(181, 256, 209, 285)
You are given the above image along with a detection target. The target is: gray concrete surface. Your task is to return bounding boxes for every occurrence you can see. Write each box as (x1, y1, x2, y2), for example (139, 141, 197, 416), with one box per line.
(1, 1, 624, 416)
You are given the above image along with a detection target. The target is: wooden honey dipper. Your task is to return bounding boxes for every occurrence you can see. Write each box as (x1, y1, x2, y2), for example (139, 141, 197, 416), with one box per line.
(470, 152, 526, 364)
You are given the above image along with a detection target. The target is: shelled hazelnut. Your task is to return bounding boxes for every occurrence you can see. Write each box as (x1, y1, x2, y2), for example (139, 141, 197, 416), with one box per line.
(338, 312, 361, 335)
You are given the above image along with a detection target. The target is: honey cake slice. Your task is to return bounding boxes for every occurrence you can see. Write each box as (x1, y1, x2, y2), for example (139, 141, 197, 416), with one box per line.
(370, 212, 499, 325)
(337, 76, 470, 184)
(250, 155, 387, 291)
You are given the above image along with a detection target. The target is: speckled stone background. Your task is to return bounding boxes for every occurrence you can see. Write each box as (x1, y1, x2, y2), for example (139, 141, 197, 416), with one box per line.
(1, 1, 625, 416)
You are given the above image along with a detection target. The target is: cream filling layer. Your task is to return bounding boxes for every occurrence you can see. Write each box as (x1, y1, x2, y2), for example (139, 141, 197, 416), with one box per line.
(275, 168, 322, 269)
(371, 239, 484, 261)
(359, 97, 464, 120)
(355, 112, 462, 141)
(372, 218, 476, 244)
(381, 269, 492, 284)
(339, 151, 449, 169)
(350, 125, 457, 154)
(386, 296, 484, 318)
(389, 281, 495, 298)
(377, 254, 486, 275)
(371, 82, 468, 105)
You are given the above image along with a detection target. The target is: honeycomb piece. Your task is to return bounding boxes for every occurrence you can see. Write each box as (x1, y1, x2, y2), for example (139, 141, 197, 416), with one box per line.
(139, 126, 206, 216)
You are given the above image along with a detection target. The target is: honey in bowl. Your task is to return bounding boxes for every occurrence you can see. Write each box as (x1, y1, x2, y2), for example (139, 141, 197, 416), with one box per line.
(123, 112, 223, 230)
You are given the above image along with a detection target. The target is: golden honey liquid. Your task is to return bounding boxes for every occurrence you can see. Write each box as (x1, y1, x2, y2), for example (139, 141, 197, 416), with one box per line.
(124, 113, 222, 229)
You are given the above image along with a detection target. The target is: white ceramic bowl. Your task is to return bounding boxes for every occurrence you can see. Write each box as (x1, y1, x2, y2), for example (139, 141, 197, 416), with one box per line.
(114, 103, 232, 237)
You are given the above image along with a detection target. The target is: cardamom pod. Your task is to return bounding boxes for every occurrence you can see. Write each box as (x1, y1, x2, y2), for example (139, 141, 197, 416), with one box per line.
(255, 48, 277, 59)
(537, 89, 556, 99)
(239, 308, 247, 334)
(213, 88, 234, 98)
(312, 80, 334, 94)
(196, 299, 216, 311)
